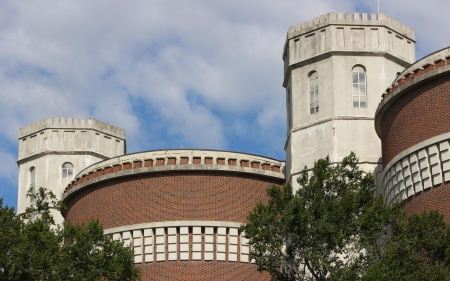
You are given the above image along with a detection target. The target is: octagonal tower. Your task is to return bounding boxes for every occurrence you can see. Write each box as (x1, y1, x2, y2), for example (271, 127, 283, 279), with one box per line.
(17, 117, 126, 224)
(283, 12, 415, 189)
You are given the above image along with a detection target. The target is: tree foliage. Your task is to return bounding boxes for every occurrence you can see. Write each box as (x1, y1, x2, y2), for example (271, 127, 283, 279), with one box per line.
(363, 210, 450, 281)
(0, 188, 140, 281)
(241, 153, 398, 281)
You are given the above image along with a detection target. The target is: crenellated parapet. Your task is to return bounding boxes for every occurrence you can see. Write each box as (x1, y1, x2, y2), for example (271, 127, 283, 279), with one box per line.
(282, 12, 416, 82)
(63, 149, 285, 197)
(17, 118, 126, 161)
(19, 117, 125, 139)
(287, 12, 414, 39)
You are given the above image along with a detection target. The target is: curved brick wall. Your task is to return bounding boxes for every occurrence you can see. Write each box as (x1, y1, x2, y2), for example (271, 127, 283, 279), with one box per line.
(403, 182, 450, 222)
(380, 73, 450, 167)
(137, 262, 270, 280)
(61, 149, 283, 281)
(376, 48, 450, 222)
(63, 172, 281, 229)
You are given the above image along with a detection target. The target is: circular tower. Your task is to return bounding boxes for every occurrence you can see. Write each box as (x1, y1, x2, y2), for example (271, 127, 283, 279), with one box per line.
(375, 47, 450, 220)
(17, 117, 126, 224)
(61, 149, 285, 280)
(283, 12, 416, 189)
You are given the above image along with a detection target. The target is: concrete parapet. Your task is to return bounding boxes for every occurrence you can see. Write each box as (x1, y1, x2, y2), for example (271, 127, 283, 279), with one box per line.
(19, 117, 125, 139)
(287, 12, 414, 39)
(63, 149, 285, 195)
(17, 117, 126, 161)
(282, 12, 416, 78)
(386, 47, 450, 93)
(375, 47, 450, 137)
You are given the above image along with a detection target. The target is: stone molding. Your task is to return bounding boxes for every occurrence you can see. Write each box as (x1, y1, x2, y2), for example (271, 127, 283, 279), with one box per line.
(381, 132, 450, 205)
(284, 115, 375, 151)
(375, 49, 450, 136)
(62, 149, 286, 200)
(283, 51, 411, 88)
(16, 150, 110, 165)
(291, 115, 374, 133)
(105, 221, 252, 264)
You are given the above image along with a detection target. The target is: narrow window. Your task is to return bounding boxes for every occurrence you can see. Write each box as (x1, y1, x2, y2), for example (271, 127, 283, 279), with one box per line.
(29, 167, 36, 203)
(61, 163, 74, 192)
(352, 66, 367, 107)
(287, 87, 292, 129)
(309, 72, 319, 114)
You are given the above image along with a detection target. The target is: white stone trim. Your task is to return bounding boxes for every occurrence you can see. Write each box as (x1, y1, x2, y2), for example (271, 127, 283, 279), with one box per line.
(382, 133, 450, 205)
(105, 221, 251, 264)
(62, 149, 285, 201)
(104, 221, 242, 234)
(143, 229, 153, 262)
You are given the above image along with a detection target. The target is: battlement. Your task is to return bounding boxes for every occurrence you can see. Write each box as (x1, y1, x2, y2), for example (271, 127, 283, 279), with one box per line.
(282, 12, 416, 78)
(19, 117, 125, 139)
(287, 12, 415, 40)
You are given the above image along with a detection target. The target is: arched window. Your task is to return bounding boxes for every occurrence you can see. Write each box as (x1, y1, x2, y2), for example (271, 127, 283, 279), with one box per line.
(61, 163, 74, 191)
(352, 66, 366, 107)
(29, 167, 36, 202)
(309, 72, 319, 114)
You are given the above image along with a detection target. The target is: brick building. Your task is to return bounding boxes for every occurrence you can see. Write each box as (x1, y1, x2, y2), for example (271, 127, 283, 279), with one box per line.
(375, 47, 450, 221)
(61, 149, 284, 280)
(16, 12, 450, 280)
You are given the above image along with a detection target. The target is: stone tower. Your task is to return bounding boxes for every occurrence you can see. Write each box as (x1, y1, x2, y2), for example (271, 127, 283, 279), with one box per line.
(17, 117, 126, 224)
(282, 12, 416, 189)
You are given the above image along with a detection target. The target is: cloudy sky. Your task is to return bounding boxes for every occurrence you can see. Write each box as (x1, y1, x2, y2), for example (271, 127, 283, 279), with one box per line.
(0, 0, 449, 208)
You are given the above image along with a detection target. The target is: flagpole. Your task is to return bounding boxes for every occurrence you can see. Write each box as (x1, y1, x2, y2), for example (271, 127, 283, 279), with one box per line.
(378, 0, 380, 14)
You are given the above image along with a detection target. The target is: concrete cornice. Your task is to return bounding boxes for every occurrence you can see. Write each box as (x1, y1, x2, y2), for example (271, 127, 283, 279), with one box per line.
(374, 64, 450, 137)
(16, 150, 111, 166)
(284, 115, 374, 150)
(62, 163, 286, 204)
(283, 51, 411, 88)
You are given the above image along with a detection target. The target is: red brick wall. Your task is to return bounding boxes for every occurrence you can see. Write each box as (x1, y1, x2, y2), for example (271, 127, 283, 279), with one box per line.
(63, 172, 282, 229)
(136, 261, 270, 281)
(403, 183, 450, 222)
(380, 74, 450, 167)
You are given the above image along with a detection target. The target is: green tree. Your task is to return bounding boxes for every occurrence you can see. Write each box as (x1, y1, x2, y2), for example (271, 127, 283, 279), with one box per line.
(241, 153, 398, 281)
(0, 188, 62, 281)
(0, 187, 140, 281)
(363, 210, 450, 281)
(58, 220, 140, 281)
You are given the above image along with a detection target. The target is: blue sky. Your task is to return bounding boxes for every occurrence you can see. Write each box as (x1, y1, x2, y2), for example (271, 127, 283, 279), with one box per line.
(0, 0, 449, 209)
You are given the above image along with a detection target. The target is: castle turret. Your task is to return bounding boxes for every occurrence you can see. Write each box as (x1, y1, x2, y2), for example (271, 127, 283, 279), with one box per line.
(283, 12, 416, 189)
(17, 117, 126, 224)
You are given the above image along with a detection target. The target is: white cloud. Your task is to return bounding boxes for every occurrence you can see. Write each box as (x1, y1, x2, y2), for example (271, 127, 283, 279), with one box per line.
(0, 0, 448, 208)
(0, 150, 18, 185)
